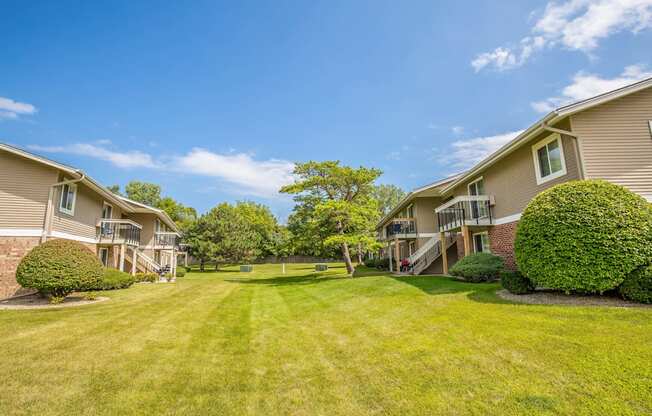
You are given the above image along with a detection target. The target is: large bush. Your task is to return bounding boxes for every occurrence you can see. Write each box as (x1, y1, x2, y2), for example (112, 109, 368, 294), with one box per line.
(500, 270, 534, 294)
(16, 239, 103, 298)
(86, 268, 135, 290)
(619, 265, 652, 304)
(449, 252, 504, 282)
(515, 180, 652, 293)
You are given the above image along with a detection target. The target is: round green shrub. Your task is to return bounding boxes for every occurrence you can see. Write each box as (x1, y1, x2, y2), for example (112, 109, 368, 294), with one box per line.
(619, 264, 652, 304)
(500, 270, 534, 294)
(176, 270, 185, 278)
(16, 239, 103, 297)
(449, 252, 504, 282)
(515, 180, 652, 293)
(86, 268, 135, 290)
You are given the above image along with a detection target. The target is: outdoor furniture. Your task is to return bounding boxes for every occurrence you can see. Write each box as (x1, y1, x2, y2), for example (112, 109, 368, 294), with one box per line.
(315, 263, 328, 272)
(240, 265, 253, 272)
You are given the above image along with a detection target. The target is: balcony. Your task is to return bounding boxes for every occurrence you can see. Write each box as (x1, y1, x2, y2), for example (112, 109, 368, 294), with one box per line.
(97, 219, 142, 246)
(383, 218, 417, 240)
(154, 232, 181, 249)
(435, 195, 495, 232)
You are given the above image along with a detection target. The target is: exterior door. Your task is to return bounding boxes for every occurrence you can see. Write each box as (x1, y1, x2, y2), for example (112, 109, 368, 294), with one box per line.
(468, 179, 487, 219)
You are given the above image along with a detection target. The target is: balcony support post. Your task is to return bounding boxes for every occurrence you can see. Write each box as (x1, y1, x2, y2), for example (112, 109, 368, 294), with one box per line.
(119, 243, 126, 272)
(461, 225, 471, 257)
(388, 241, 393, 272)
(394, 234, 400, 273)
(440, 232, 448, 275)
(131, 247, 137, 276)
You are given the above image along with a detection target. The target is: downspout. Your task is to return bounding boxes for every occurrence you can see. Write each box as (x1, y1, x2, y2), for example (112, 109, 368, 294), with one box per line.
(41, 171, 85, 243)
(541, 121, 585, 180)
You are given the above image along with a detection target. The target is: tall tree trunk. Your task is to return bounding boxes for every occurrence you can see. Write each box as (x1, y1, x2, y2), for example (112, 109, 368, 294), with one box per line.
(341, 242, 355, 276)
(356, 242, 363, 265)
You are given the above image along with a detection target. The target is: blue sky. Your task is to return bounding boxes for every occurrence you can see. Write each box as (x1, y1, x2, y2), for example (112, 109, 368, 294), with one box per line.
(2, 0, 652, 219)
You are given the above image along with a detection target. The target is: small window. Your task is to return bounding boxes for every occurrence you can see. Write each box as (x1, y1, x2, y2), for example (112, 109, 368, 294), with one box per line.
(406, 204, 414, 218)
(532, 134, 567, 185)
(473, 232, 490, 253)
(59, 183, 77, 215)
(98, 248, 109, 267)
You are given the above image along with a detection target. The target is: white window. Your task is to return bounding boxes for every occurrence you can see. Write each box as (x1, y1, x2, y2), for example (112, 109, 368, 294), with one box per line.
(59, 183, 77, 215)
(98, 247, 109, 267)
(102, 202, 113, 219)
(467, 177, 488, 219)
(406, 204, 414, 218)
(532, 133, 567, 185)
(473, 232, 490, 253)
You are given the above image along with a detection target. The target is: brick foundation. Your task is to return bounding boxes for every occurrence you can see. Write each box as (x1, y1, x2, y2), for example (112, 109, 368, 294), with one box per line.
(0, 237, 41, 299)
(489, 221, 518, 270)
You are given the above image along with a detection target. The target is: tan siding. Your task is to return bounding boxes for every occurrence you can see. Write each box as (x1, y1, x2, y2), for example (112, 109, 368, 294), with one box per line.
(450, 124, 580, 218)
(125, 213, 157, 247)
(571, 86, 652, 199)
(413, 197, 441, 234)
(51, 182, 105, 240)
(0, 151, 59, 229)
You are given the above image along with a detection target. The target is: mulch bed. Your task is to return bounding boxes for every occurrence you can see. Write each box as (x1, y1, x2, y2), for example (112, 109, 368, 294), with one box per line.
(496, 289, 651, 308)
(0, 293, 109, 310)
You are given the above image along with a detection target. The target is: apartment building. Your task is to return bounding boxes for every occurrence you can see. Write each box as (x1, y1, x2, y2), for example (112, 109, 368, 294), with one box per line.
(0, 144, 183, 299)
(378, 76, 652, 275)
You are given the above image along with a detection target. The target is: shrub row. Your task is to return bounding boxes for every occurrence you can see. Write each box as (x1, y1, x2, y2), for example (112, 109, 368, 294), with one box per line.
(363, 258, 390, 270)
(86, 269, 135, 290)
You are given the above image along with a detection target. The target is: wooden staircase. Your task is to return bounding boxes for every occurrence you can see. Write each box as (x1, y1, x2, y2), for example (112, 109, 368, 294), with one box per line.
(409, 234, 457, 275)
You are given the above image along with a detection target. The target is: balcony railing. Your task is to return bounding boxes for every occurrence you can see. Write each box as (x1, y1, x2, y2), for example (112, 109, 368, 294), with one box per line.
(97, 219, 142, 246)
(384, 218, 417, 239)
(435, 195, 494, 232)
(154, 232, 181, 248)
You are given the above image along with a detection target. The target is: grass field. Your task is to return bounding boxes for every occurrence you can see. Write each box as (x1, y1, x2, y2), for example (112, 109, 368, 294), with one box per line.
(0, 263, 650, 415)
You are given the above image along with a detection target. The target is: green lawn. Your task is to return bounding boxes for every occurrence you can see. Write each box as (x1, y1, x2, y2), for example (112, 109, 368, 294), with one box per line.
(1, 264, 651, 415)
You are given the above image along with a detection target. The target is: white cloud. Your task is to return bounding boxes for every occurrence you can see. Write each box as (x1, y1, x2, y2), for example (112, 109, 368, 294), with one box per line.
(0, 96, 37, 120)
(472, 0, 652, 72)
(531, 64, 652, 112)
(28, 142, 295, 198)
(446, 130, 524, 168)
(27, 143, 157, 169)
(175, 148, 295, 198)
(451, 126, 465, 135)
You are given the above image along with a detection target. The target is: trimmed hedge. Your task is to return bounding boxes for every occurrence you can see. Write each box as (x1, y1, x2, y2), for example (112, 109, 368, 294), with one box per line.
(500, 270, 534, 294)
(16, 239, 103, 298)
(515, 180, 652, 293)
(135, 272, 158, 283)
(449, 252, 504, 283)
(87, 268, 135, 290)
(619, 264, 652, 304)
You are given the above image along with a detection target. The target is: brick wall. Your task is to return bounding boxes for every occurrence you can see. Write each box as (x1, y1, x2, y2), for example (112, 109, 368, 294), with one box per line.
(0, 237, 40, 299)
(489, 221, 518, 270)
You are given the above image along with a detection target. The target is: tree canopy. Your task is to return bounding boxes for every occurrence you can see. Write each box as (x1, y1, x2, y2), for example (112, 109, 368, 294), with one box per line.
(125, 181, 162, 207)
(280, 161, 381, 275)
(373, 184, 406, 216)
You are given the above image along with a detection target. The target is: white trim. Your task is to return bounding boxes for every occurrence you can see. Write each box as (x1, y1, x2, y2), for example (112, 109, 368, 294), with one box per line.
(417, 232, 439, 237)
(49, 231, 98, 244)
(58, 183, 77, 216)
(0, 228, 43, 237)
(98, 247, 109, 267)
(648, 120, 652, 137)
(494, 213, 522, 225)
(472, 231, 491, 253)
(467, 176, 484, 192)
(97, 218, 143, 229)
(435, 195, 491, 213)
(102, 201, 113, 219)
(531, 133, 567, 185)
